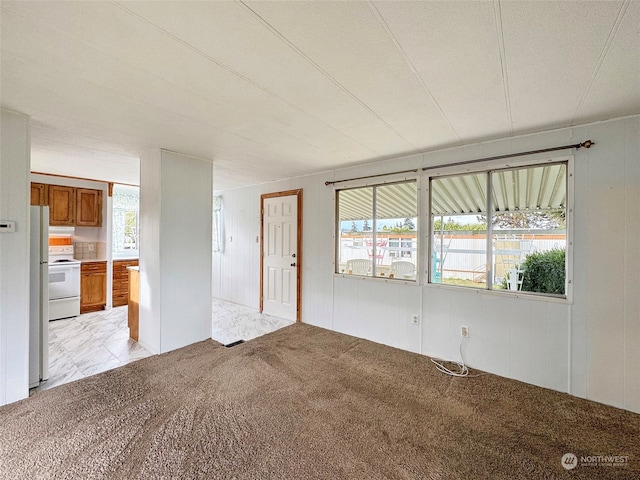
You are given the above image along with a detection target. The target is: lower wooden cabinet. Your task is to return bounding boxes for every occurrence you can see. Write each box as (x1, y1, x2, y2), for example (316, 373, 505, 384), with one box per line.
(112, 259, 139, 307)
(80, 261, 107, 313)
(128, 267, 140, 342)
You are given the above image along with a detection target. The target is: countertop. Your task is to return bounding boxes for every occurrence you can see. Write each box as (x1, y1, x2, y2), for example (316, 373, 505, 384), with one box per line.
(76, 258, 139, 263)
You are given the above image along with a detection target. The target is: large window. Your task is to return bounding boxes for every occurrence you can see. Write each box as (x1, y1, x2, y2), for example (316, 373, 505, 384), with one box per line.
(336, 180, 417, 281)
(430, 162, 568, 296)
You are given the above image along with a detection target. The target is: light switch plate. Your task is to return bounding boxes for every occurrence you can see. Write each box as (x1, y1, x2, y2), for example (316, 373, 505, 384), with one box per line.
(0, 221, 16, 233)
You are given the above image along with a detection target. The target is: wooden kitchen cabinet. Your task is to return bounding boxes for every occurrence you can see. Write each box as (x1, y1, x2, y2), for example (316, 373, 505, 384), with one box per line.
(128, 267, 140, 341)
(48, 185, 76, 226)
(76, 188, 103, 227)
(30, 183, 48, 206)
(80, 261, 107, 313)
(112, 259, 139, 307)
(44, 184, 103, 226)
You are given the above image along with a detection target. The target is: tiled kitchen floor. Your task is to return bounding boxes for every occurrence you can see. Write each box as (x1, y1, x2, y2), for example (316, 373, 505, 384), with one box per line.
(32, 300, 293, 393)
(33, 306, 151, 393)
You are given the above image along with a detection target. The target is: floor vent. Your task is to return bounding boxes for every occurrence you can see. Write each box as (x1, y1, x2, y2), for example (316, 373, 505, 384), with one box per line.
(224, 340, 245, 348)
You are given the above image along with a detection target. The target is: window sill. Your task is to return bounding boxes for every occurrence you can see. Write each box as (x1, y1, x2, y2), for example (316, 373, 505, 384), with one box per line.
(334, 272, 417, 286)
(425, 281, 572, 304)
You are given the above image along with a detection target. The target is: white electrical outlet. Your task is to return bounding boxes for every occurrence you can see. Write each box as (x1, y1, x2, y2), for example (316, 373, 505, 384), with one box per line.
(460, 326, 469, 338)
(411, 314, 420, 325)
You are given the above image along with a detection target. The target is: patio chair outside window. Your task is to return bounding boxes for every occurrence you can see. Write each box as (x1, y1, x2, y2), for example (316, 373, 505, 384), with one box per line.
(390, 261, 415, 280)
(346, 259, 372, 276)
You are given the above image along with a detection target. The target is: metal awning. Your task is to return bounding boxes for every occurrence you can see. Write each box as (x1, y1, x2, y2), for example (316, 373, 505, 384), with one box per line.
(337, 164, 566, 220)
(432, 163, 566, 215)
(338, 181, 417, 221)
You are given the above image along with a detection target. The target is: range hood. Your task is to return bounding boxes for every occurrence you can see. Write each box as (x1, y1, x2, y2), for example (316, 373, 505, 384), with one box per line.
(49, 226, 75, 237)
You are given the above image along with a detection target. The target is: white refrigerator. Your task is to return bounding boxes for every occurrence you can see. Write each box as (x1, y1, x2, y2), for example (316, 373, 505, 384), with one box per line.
(29, 206, 50, 388)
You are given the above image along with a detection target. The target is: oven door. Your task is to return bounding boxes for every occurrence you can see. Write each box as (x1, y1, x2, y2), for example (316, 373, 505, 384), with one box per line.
(48, 264, 80, 300)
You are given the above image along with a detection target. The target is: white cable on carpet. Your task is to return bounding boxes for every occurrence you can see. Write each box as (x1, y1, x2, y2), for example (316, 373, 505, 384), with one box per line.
(431, 338, 485, 377)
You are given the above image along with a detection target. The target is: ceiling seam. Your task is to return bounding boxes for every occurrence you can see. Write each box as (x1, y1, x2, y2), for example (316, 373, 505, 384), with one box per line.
(570, 0, 631, 125)
(367, 1, 462, 144)
(235, 0, 416, 149)
(108, 1, 382, 159)
(493, 0, 513, 137)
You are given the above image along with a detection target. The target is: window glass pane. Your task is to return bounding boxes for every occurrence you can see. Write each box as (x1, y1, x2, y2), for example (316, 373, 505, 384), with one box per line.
(337, 187, 373, 277)
(112, 185, 140, 257)
(431, 173, 487, 288)
(376, 182, 417, 281)
(491, 164, 566, 295)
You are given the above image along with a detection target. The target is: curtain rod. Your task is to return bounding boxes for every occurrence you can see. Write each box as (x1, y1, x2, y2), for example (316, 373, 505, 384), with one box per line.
(325, 140, 593, 186)
(324, 168, 418, 186)
(421, 139, 593, 171)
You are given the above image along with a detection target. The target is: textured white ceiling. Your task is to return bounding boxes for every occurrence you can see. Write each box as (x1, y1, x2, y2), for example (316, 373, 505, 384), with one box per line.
(1, 1, 638, 189)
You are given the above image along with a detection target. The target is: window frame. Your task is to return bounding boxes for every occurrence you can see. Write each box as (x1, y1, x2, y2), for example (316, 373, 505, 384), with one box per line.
(426, 155, 573, 301)
(330, 155, 573, 301)
(334, 177, 420, 283)
(112, 184, 140, 260)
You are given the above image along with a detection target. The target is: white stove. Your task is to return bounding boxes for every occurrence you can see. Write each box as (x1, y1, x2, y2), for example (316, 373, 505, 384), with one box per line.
(49, 245, 80, 264)
(48, 245, 81, 320)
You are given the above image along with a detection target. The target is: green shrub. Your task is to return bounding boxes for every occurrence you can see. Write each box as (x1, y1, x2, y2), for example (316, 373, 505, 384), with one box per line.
(521, 248, 566, 295)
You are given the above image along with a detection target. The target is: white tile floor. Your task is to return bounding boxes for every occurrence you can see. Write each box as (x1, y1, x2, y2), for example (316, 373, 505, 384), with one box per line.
(211, 299, 294, 345)
(33, 306, 151, 393)
(32, 300, 293, 393)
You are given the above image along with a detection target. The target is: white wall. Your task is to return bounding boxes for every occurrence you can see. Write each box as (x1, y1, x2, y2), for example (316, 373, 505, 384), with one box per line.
(213, 115, 640, 413)
(139, 149, 162, 353)
(0, 110, 31, 405)
(140, 150, 212, 354)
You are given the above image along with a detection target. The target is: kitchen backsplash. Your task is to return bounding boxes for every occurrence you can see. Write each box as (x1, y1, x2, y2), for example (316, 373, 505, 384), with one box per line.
(73, 241, 106, 260)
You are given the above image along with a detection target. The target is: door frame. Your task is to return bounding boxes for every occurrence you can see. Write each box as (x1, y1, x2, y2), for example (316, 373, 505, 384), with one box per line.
(260, 189, 303, 322)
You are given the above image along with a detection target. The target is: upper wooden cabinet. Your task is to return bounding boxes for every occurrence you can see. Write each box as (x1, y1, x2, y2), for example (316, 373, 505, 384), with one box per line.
(39, 183, 103, 227)
(76, 188, 103, 227)
(30, 183, 48, 206)
(48, 185, 76, 226)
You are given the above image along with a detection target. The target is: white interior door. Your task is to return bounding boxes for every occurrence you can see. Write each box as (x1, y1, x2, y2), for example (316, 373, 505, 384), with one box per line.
(262, 194, 298, 320)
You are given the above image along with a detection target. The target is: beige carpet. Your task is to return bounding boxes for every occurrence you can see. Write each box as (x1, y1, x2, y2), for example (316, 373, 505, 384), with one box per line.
(1, 323, 638, 479)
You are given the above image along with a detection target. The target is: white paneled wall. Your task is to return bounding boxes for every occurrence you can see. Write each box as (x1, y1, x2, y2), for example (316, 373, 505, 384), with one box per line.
(0, 110, 31, 406)
(213, 115, 640, 413)
(140, 149, 212, 354)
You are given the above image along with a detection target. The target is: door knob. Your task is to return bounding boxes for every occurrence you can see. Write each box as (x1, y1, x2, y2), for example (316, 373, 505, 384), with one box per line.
(292, 253, 296, 258)
(290, 263, 297, 267)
